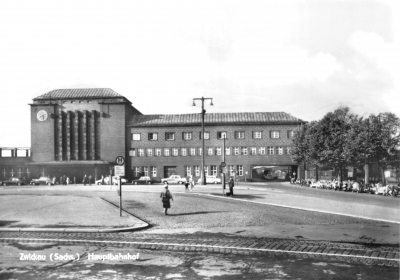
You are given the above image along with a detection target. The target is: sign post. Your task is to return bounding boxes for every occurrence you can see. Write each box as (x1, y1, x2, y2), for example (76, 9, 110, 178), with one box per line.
(115, 156, 125, 217)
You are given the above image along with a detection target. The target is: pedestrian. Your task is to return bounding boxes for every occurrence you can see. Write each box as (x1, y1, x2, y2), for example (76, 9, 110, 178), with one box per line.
(184, 179, 189, 192)
(62, 175, 66, 186)
(160, 182, 173, 215)
(83, 174, 87, 186)
(66, 176, 70, 185)
(52, 176, 56, 185)
(88, 175, 92, 186)
(101, 175, 105, 185)
(228, 177, 234, 196)
(189, 175, 195, 191)
(73, 176, 76, 185)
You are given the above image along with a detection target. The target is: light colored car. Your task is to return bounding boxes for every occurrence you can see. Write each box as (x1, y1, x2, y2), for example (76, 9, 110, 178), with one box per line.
(161, 175, 187, 184)
(96, 176, 127, 185)
(197, 175, 222, 184)
(30, 176, 53, 186)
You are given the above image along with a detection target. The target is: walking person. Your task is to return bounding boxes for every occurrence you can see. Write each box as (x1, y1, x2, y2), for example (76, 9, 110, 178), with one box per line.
(88, 175, 92, 186)
(66, 176, 70, 185)
(62, 175, 66, 186)
(73, 176, 76, 185)
(83, 174, 87, 186)
(189, 175, 195, 191)
(160, 182, 173, 215)
(184, 179, 189, 192)
(228, 177, 234, 196)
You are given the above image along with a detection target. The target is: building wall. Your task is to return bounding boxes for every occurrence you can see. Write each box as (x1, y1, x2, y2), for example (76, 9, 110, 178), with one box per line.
(31, 105, 56, 162)
(127, 124, 299, 181)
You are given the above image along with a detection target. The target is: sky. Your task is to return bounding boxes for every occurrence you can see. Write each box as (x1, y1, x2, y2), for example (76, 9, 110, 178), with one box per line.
(0, 0, 399, 147)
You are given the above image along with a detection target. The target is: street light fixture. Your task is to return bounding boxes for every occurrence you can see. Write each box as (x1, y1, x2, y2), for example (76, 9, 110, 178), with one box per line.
(192, 96, 214, 185)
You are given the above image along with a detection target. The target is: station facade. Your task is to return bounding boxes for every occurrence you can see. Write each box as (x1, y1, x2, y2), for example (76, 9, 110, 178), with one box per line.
(1, 88, 305, 183)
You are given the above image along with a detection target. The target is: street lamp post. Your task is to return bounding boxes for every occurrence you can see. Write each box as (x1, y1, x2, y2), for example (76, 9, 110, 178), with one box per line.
(192, 97, 213, 185)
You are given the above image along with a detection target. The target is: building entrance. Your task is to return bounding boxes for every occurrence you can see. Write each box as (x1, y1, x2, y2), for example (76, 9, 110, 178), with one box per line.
(164, 166, 177, 178)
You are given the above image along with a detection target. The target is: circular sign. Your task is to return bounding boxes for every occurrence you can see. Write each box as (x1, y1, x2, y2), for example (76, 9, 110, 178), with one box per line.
(221, 162, 226, 167)
(37, 110, 48, 121)
(115, 156, 125, 165)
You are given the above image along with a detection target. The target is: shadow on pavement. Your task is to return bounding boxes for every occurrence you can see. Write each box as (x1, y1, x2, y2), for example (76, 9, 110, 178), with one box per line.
(168, 211, 227, 216)
(209, 193, 266, 200)
(0, 220, 19, 227)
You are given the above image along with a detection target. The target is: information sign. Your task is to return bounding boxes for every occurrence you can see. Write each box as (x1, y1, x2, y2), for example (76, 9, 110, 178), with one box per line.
(114, 165, 125, 176)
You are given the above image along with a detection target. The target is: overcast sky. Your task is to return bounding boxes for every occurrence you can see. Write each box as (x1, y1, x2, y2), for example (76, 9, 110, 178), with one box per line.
(0, 0, 399, 147)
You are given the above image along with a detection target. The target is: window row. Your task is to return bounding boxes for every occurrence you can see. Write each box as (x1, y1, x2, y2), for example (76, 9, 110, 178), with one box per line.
(1, 167, 30, 178)
(129, 146, 291, 157)
(132, 130, 295, 141)
(132, 165, 244, 178)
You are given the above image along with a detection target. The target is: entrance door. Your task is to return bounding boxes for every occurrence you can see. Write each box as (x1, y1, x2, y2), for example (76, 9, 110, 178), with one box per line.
(164, 166, 177, 178)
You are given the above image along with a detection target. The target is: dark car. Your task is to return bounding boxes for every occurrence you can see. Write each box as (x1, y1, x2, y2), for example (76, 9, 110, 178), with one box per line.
(132, 176, 158, 185)
(30, 176, 54, 186)
(2, 177, 25, 186)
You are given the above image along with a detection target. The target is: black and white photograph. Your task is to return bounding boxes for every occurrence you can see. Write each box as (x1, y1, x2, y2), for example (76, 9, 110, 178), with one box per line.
(0, 0, 399, 279)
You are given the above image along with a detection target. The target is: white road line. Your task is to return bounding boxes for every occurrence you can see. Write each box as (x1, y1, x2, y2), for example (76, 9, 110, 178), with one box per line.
(1, 238, 398, 262)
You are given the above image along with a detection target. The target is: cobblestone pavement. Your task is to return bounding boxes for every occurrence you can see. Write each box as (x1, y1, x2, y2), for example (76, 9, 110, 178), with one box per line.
(0, 232, 398, 267)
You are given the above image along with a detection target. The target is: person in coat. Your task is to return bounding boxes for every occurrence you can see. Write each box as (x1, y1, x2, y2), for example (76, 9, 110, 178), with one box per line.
(228, 177, 234, 196)
(83, 174, 87, 186)
(160, 182, 173, 215)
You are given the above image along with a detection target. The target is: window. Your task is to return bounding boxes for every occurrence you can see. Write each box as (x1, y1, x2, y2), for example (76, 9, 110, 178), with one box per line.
(234, 147, 240, 155)
(40, 168, 44, 177)
(259, 147, 265, 155)
(235, 131, 245, 139)
(165, 132, 175, 140)
(132, 133, 141, 141)
(190, 148, 196, 156)
(155, 149, 162, 156)
(217, 132, 227, 139)
(287, 130, 295, 139)
(143, 167, 149, 176)
(164, 148, 170, 156)
(151, 167, 157, 177)
(216, 147, 222, 156)
(198, 148, 202, 156)
(25, 168, 30, 178)
(225, 147, 231, 155)
(181, 148, 187, 156)
(17, 168, 22, 177)
(148, 133, 158, 141)
(210, 165, 217, 176)
(277, 147, 283, 155)
(228, 165, 235, 177)
(253, 131, 262, 139)
(268, 147, 274, 155)
(237, 165, 243, 176)
(185, 166, 192, 176)
(133, 167, 141, 177)
(172, 148, 178, 156)
(207, 147, 213, 156)
(271, 131, 280, 139)
(199, 132, 210, 140)
(138, 149, 144, 157)
(129, 148, 136, 156)
(194, 166, 200, 177)
(2, 168, 6, 178)
(183, 132, 192, 140)
(241, 147, 248, 155)
(250, 147, 257, 155)
(146, 149, 153, 157)
(286, 147, 291, 155)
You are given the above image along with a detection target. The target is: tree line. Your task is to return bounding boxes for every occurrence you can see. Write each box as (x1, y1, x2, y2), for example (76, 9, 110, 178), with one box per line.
(290, 106, 400, 185)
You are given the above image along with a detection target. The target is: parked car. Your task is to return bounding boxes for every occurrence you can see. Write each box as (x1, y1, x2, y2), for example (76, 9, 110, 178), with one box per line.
(95, 176, 127, 185)
(30, 176, 54, 186)
(197, 175, 222, 184)
(132, 176, 157, 185)
(2, 177, 26, 186)
(161, 175, 187, 184)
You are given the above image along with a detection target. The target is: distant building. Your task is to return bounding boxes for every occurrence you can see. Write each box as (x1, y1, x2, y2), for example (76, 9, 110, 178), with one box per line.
(1, 88, 307, 183)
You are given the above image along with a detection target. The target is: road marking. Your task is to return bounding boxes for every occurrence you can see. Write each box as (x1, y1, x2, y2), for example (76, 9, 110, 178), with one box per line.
(1, 238, 398, 262)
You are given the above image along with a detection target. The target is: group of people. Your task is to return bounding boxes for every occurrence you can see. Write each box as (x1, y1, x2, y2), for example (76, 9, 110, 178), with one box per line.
(160, 176, 235, 216)
(49, 174, 93, 186)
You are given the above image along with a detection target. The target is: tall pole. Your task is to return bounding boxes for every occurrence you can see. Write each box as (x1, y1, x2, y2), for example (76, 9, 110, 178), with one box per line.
(222, 135, 226, 195)
(193, 96, 213, 185)
(201, 97, 205, 185)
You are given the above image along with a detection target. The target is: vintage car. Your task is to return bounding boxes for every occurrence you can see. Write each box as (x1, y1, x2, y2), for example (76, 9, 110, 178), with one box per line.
(197, 175, 222, 184)
(2, 177, 26, 186)
(95, 176, 127, 185)
(132, 176, 158, 185)
(30, 176, 54, 186)
(161, 175, 187, 184)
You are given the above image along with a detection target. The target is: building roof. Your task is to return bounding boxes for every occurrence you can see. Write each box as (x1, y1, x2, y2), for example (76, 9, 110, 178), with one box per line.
(128, 112, 304, 127)
(33, 88, 126, 101)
